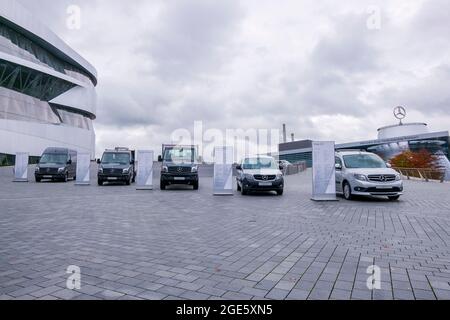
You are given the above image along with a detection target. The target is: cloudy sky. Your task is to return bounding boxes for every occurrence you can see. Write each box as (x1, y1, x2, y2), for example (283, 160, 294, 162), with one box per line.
(17, 0, 450, 157)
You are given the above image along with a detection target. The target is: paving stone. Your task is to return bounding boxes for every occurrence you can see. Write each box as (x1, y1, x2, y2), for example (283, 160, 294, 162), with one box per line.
(1, 171, 450, 301)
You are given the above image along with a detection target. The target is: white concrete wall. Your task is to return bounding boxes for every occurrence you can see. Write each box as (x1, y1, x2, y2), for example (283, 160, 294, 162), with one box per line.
(0, 119, 95, 159)
(378, 123, 429, 140)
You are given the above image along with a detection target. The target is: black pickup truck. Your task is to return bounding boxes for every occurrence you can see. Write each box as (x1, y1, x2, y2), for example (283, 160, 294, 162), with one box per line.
(97, 147, 136, 185)
(158, 144, 199, 190)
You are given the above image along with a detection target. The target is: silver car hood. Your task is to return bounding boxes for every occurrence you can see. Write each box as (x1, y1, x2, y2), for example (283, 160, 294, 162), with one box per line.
(345, 168, 399, 175)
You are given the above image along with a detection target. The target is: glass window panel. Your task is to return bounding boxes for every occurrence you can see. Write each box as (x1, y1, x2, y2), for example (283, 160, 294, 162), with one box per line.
(0, 22, 94, 86)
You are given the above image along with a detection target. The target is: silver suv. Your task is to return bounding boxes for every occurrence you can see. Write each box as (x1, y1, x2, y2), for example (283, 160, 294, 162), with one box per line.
(335, 151, 403, 201)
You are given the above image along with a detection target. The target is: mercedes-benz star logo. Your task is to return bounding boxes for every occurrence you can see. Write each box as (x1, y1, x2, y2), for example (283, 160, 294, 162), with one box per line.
(177, 167, 183, 173)
(394, 106, 407, 121)
(262, 175, 268, 181)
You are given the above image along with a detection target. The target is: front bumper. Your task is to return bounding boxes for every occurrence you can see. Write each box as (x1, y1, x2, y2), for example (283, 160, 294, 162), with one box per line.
(350, 180, 403, 196)
(161, 173, 199, 185)
(241, 178, 284, 191)
(35, 173, 66, 180)
(98, 173, 131, 182)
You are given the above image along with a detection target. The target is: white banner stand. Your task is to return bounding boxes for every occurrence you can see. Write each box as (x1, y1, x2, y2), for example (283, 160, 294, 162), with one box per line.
(136, 150, 154, 190)
(311, 141, 337, 201)
(75, 152, 91, 186)
(213, 146, 234, 196)
(13, 152, 29, 182)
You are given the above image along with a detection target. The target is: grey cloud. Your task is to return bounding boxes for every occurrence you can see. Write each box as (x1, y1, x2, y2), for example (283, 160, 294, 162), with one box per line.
(14, 0, 450, 152)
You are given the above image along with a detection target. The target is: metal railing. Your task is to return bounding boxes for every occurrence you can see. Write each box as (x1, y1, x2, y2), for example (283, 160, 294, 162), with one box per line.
(283, 162, 308, 176)
(393, 167, 446, 183)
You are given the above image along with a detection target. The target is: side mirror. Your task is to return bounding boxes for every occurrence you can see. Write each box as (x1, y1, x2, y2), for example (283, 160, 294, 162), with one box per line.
(130, 160, 135, 165)
(67, 160, 72, 165)
(97, 159, 101, 164)
(335, 163, 342, 170)
(236, 165, 242, 171)
(158, 155, 163, 162)
(279, 165, 284, 170)
(386, 163, 392, 168)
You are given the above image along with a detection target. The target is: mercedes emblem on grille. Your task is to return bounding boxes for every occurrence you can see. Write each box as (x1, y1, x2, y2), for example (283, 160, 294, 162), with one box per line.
(177, 167, 183, 173)
(262, 175, 268, 181)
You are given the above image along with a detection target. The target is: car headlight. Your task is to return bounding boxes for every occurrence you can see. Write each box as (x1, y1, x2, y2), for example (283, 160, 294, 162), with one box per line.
(35, 167, 40, 172)
(192, 166, 198, 173)
(58, 167, 65, 173)
(276, 174, 283, 179)
(98, 167, 103, 173)
(395, 174, 402, 181)
(123, 168, 130, 174)
(244, 174, 254, 180)
(162, 166, 168, 173)
(353, 174, 368, 181)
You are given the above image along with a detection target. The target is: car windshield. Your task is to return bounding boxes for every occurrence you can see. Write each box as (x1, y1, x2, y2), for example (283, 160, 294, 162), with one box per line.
(164, 148, 195, 163)
(243, 158, 278, 170)
(343, 154, 387, 169)
(102, 153, 130, 165)
(40, 153, 68, 165)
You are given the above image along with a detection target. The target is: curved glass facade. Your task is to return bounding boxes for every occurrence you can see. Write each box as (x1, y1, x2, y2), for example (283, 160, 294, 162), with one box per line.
(0, 87, 92, 130)
(0, 21, 93, 85)
(0, 59, 76, 101)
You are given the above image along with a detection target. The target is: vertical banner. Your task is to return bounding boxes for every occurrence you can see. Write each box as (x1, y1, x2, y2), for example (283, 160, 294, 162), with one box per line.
(213, 146, 234, 196)
(136, 150, 154, 190)
(75, 152, 91, 185)
(311, 141, 337, 201)
(13, 152, 29, 182)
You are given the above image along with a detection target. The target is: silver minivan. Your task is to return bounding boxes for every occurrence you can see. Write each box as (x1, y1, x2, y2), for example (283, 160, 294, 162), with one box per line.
(335, 151, 403, 201)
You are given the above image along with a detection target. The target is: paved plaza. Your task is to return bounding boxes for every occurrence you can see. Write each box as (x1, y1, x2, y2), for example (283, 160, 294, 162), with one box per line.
(0, 167, 450, 300)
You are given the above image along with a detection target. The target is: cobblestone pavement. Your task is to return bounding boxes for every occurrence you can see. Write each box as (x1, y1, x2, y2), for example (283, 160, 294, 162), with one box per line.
(0, 169, 449, 300)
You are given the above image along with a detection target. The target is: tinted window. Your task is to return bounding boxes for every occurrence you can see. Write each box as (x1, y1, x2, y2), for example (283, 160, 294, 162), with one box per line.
(243, 158, 278, 170)
(164, 148, 195, 162)
(102, 153, 130, 165)
(40, 153, 68, 165)
(343, 154, 387, 169)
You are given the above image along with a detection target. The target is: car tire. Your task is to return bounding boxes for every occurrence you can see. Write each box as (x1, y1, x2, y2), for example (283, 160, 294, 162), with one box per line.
(126, 177, 131, 185)
(241, 186, 248, 196)
(98, 179, 103, 186)
(343, 182, 353, 200)
(35, 177, 41, 183)
(63, 173, 68, 183)
(132, 174, 136, 183)
(193, 182, 199, 190)
(388, 195, 400, 201)
(160, 181, 166, 190)
(277, 189, 284, 196)
(237, 182, 241, 192)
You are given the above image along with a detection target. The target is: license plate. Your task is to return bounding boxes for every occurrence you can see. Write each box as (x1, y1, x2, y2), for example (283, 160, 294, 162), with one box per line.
(376, 186, 391, 189)
(259, 182, 272, 187)
(108, 177, 118, 181)
(43, 175, 52, 178)
(174, 177, 186, 181)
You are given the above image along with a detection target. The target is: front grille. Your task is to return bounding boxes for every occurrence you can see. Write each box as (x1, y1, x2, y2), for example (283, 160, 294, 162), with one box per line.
(39, 168, 59, 174)
(368, 175, 396, 182)
(103, 168, 123, 175)
(168, 166, 191, 173)
(254, 175, 276, 181)
(366, 187, 401, 193)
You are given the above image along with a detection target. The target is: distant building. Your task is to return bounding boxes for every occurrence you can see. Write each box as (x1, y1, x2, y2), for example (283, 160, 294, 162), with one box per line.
(278, 122, 450, 178)
(0, 0, 97, 165)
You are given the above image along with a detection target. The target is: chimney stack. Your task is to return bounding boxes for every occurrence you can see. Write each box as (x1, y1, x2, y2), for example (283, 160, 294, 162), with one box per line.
(282, 124, 287, 143)
(291, 133, 295, 142)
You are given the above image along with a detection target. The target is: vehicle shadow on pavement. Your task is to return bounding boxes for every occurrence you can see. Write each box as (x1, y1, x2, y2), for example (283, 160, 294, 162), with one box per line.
(337, 194, 401, 203)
